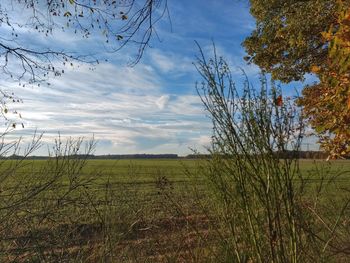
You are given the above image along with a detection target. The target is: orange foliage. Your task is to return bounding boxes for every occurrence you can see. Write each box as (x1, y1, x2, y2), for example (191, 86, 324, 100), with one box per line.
(275, 95, 283, 107)
(299, 0, 350, 159)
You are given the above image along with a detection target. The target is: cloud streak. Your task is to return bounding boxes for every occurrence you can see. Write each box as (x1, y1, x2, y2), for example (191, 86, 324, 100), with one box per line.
(1, 61, 211, 155)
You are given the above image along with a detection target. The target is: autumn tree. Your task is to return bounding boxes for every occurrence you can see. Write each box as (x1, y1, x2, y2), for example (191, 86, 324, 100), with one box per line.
(299, 0, 350, 158)
(244, 0, 350, 158)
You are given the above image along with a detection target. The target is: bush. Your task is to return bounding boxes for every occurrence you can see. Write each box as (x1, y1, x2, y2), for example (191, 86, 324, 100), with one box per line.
(192, 46, 350, 262)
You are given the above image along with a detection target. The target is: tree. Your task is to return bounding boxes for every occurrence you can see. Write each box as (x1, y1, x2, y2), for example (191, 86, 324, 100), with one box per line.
(298, 0, 350, 159)
(0, 0, 168, 83)
(243, 0, 350, 158)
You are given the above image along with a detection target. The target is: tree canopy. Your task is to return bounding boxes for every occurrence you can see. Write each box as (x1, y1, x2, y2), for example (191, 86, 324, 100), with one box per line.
(244, 0, 350, 158)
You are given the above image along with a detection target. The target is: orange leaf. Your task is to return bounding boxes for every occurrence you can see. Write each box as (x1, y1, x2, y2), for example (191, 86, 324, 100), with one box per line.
(310, 65, 321, 73)
(275, 95, 283, 106)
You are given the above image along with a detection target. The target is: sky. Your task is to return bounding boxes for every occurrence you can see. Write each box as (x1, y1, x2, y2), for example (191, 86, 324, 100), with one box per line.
(0, 0, 318, 156)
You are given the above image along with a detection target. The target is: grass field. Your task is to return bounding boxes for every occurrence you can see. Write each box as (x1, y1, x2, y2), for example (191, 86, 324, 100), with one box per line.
(0, 158, 349, 262)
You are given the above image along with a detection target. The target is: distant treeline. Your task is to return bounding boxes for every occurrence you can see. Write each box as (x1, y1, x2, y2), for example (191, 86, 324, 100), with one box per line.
(186, 151, 333, 160)
(84, 154, 180, 159)
(0, 151, 341, 160)
(280, 151, 330, 159)
(1, 154, 179, 160)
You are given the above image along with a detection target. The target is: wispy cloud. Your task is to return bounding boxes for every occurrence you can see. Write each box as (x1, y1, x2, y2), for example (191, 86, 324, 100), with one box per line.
(1, 61, 211, 155)
(155, 95, 170, 110)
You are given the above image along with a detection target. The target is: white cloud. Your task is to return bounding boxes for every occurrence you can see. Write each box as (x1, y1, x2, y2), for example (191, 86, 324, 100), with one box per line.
(155, 95, 170, 110)
(0, 61, 211, 155)
(197, 135, 211, 146)
(47, 62, 160, 95)
(149, 51, 176, 72)
(148, 49, 194, 75)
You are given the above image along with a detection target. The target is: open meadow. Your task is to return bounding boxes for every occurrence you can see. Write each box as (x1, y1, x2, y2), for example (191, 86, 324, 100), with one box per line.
(0, 158, 349, 262)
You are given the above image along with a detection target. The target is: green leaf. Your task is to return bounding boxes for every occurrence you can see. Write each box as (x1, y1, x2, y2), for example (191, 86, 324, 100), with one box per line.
(315, 125, 325, 133)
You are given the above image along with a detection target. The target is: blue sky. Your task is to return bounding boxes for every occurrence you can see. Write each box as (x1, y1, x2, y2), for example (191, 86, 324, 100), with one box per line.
(0, 0, 318, 155)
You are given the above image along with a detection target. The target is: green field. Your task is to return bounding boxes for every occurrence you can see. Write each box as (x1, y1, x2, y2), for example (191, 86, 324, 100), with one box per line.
(7, 158, 349, 187)
(0, 158, 349, 262)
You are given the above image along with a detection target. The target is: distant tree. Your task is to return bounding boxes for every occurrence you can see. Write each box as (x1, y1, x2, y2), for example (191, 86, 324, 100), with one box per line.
(244, 0, 350, 158)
